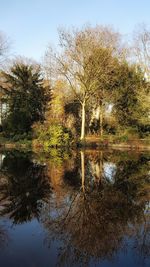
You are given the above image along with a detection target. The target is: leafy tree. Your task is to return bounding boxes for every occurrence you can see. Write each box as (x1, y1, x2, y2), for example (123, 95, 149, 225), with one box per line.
(114, 62, 149, 133)
(47, 79, 67, 124)
(87, 46, 120, 137)
(2, 62, 49, 135)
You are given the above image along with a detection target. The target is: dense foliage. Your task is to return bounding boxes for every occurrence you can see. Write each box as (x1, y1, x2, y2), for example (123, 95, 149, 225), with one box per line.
(33, 123, 72, 151)
(2, 63, 48, 136)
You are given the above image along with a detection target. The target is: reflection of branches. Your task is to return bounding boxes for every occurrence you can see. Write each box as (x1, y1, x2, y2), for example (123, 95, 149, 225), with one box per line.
(42, 150, 150, 267)
(0, 224, 9, 249)
(132, 212, 150, 264)
(43, 188, 129, 266)
(63, 191, 80, 223)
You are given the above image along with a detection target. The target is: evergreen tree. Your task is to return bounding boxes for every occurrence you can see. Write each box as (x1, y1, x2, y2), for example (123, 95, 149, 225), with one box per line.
(2, 62, 48, 135)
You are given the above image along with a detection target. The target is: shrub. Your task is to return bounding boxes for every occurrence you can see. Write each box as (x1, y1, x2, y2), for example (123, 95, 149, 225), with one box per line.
(34, 123, 72, 151)
(114, 126, 140, 143)
(11, 132, 32, 142)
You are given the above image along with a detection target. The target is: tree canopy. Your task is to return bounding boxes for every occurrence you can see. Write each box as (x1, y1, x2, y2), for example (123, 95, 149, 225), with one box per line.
(2, 62, 49, 135)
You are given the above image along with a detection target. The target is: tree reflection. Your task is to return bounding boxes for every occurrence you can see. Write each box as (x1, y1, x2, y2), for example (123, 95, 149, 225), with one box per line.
(0, 149, 149, 265)
(0, 224, 9, 249)
(132, 212, 150, 265)
(0, 151, 51, 224)
(42, 150, 150, 266)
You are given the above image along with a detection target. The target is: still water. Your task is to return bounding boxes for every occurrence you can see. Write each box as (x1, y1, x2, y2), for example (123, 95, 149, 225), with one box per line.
(0, 149, 150, 267)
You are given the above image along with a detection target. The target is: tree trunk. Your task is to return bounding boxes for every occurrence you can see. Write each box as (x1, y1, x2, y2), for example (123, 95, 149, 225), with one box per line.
(0, 100, 2, 126)
(99, 103, 103, 138)
(80, 101, 85, 140)
(81, 150, 85, 194)
(99, 150, 103, 182)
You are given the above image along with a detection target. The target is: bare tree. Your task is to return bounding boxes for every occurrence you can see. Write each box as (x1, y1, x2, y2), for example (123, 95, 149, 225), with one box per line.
(45, 25, 124, 140)
(0, 31, 10, 67)
(132, 23, 150, 78)
(48, 27, 99, 140)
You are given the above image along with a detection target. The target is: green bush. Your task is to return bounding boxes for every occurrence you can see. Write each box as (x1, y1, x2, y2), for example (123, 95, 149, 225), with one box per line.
(118, 134, 129, 142)
(11, 132, 32, 142)
(114, 126, 140, 143)
(35, 123, 72, 151)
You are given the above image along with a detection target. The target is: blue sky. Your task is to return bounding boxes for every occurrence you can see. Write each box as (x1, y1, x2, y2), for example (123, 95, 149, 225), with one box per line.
(1, 0, 150, 61)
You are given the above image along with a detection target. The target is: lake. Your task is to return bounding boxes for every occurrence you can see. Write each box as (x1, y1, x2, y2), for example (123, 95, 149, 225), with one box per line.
(0, 148, 150, 267)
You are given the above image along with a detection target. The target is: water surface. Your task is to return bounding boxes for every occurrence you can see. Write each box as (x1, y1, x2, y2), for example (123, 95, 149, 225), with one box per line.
(0, 149, 150, 267)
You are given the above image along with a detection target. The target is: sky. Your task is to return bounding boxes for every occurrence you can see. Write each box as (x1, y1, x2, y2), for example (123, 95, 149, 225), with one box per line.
(1, 0, 150, 61)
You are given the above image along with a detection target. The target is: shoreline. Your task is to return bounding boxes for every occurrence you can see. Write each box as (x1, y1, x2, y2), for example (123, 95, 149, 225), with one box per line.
(0, 140, 150, 151)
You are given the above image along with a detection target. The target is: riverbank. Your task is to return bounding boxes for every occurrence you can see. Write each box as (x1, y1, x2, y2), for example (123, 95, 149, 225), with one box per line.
(79, 136, 150, 150)
(0, 137, 150, 151)
(0, 138, 32, 151)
